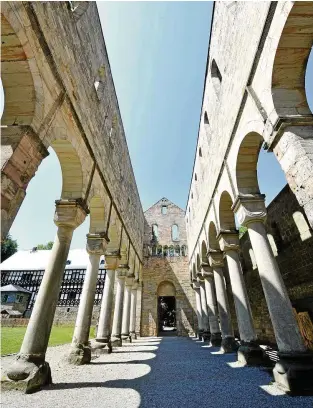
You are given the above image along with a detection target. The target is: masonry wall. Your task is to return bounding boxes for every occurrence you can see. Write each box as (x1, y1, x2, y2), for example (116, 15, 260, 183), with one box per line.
(141, 199, 197, 336)
(240, 185, 313, 346)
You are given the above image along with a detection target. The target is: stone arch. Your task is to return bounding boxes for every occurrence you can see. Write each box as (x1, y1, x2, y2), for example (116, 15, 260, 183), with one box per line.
(272, 2, 313, 117)
(1, 10, 44, 126)
(219, 191, 236, 231)
(201, 240, 208, 264)
(88, 195, 106, 234)
(50, 139, 84, 199)
(235, 132, 263, 195)
(293, 211, 312, 241)
(157, 280, 176, 297)
(208, 221, 219, 251)
(106, 206, 122, 252)
(196, 253, 201, 273)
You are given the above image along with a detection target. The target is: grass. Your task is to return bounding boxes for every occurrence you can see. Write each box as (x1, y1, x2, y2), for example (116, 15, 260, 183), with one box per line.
(1, 325, 77, 355)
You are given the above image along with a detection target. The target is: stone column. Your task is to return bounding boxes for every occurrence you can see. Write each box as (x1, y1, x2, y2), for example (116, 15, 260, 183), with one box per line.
(193, 283, 204, 339)
(129, 282, 138, 340)
(111, 267, 127, 346)
(234, 195, 313, 393)
(208, 250, 237, 353)
(218, 231, 263, 365)
(6, 199, 87, 393)
(121, 277, 133, 342)
(68, 233, 107, 365)
(201, 264, 221, 346)
(94, 252, 120, 353)
(198, 277, 210, 341)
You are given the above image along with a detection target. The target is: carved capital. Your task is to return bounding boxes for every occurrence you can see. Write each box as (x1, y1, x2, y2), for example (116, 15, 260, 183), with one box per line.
(104, 250, 121, 270)
(125, 277, 134, 287)
(54, 199, 88, 230)
(232, 194, 267, 227)
(192, 282, 200, 290)
(217, 231, 240, 253)
(207, 249, 224, 268)
(86, 232, 108, 255)
(199, 262, 213, 278)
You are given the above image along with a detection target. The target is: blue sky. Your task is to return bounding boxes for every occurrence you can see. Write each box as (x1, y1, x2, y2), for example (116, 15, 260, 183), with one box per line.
(2, 2, 313, 250)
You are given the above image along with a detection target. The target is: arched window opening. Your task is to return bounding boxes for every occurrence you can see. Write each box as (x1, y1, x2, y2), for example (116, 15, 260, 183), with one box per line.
(181, 245, 187, 257)
(172, 224, 179, 241)
(293, 211, 312, 241)
(157, 245, 163, 256)
(175, 245, 180, 257)
(151, 245, 157, 256)
(249, 249, 257, 270)
(188, 207, 190, 213)
(199, 147, 202, 157)
(169, 245, 174, 257)
(195, 174, 197, 181)
(211, 59, 222, 97)
(267, 234, 278, 257)
(161, 205, 167, 215)
(204, 111, 209, 125)
(152, 224, 158, 241)
(191, 193, 193, 199)
(163, 245, 169, 257)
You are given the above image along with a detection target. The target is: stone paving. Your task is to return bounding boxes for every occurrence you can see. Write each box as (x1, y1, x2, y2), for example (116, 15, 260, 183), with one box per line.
(2, 337, 313, 408)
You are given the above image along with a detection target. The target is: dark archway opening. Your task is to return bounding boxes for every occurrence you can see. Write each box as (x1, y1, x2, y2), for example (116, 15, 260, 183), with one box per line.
(158, 296, 177, 336)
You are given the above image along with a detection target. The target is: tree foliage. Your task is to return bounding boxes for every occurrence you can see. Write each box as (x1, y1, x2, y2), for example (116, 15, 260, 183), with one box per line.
(239, 225, 248, 238)
(1, 234, 18, 263)
(37, 241, 53, 250)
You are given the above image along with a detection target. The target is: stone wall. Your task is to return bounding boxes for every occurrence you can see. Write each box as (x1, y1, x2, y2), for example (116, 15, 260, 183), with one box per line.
(141, 198, 197, 336)
(239, 185, 313, 346)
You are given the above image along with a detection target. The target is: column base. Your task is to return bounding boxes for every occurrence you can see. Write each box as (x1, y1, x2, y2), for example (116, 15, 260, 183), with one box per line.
(202, 331, 211, 342)
(237, 341, 266, 366)
(111, 336, 122, 347)
(130, 331, 137, 341)
(210, 332, 222, 347)
(67, 344, 91, 365)
(273, 351, 313, 395)
(121, 334, 132, 343)
(3, 355, 52, 394)
(93, 337, 113, 354)
(220, 336, 238, 353)
(197, 329, 204, 341)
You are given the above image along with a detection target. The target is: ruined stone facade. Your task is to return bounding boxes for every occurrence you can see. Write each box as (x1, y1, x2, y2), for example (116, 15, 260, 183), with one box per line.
(141, 198, 197, 337)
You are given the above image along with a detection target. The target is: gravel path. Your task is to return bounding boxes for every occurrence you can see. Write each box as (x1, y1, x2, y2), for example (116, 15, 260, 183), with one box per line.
(2, 337, 313, 408)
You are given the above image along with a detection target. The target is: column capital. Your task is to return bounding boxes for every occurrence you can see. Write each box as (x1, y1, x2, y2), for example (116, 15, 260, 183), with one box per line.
(192, 282, 201, 290)
(200, 262, 214, 279)
(86, 232, 108, 255)
(116, 264, 129, 278)
(232, 194, 267, 227)
(54, 199, 88, 229)
(104, 250, 121, 270)
(207, 249, 224, 268)
(217, 230, 240, 253)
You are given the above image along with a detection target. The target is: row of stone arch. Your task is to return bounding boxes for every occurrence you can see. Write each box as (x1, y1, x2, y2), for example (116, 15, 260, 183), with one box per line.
(145, 244, 188, 257)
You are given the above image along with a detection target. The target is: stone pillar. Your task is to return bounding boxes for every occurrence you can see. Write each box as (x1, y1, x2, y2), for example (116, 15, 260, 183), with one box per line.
(6, 199, 87, 393)
(234, 195, 313, 393)
(208, 250, 237, 353)
(129, 282, 138, 340)
(193, 283, 204, 339)
(121, 277, 133, 342)
(198, 278, 210, 341)
(218, 231, 263, 365)
(94, 253, 120, 353)
(68, 233, 107, 365)
(111, 267, 127, 346)
(121, 277, 134, 342)
(201, 264, 221, 346)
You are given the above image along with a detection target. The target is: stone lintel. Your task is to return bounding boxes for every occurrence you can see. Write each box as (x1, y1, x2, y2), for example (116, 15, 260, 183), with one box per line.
(217, 230, 240, 253)
(232, 194, 267, 227)
(54, 199, 88, 230)
(207, 249, 224, 268)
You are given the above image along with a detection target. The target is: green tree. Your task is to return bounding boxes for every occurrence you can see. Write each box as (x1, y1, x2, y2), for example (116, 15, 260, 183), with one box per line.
(1, 234, 18, 262)
(239, 226, 248, 238)
(37, 241, 53, 250)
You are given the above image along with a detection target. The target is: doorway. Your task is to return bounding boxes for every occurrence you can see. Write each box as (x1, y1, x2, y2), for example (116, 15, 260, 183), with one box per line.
(158, 296, 177, 336)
